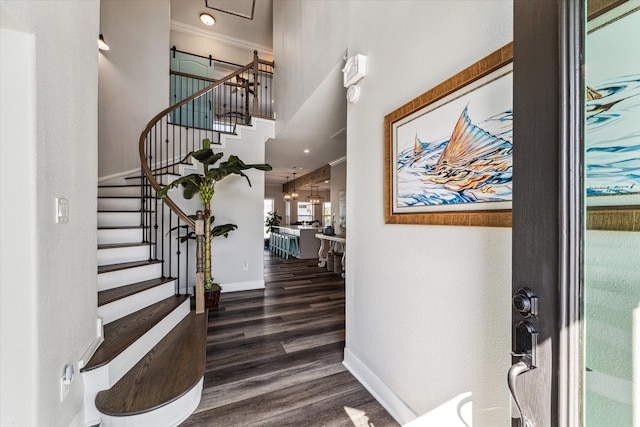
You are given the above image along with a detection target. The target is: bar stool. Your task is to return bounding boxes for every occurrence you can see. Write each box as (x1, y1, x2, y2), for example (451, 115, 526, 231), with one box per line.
(286, 235, 299, 258)
(269, 232, 276, 252)
(276, 233, 285, 256)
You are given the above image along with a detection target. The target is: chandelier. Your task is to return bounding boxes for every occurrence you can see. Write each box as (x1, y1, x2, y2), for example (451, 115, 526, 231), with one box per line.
(305, 186, 324, 205)
(290, 172, 299, 200)
(283, 176, 291, 201)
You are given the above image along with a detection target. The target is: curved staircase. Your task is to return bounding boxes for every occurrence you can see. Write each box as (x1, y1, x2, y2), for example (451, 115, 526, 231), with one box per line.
(81, 180, 206, 427)
(82, 51, 274, 426)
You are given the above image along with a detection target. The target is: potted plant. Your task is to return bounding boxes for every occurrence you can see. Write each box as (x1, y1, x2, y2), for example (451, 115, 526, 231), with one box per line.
(158, 138, 271, 307)
(264, 210, 282, 248)
(168, 214, 237, 306)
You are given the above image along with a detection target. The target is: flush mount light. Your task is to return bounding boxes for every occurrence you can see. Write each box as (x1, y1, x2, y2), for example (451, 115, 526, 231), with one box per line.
(98, 34, 110, 51)
(200, 13, 215, 26)
(304, 149, 310, 153)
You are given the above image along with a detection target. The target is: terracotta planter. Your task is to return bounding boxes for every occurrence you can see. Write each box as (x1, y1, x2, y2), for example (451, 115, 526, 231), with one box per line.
(205, 289, 221, 309)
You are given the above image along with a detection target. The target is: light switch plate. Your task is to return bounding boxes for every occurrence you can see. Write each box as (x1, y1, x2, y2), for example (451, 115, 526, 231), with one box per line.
(56, 197, 68, 223)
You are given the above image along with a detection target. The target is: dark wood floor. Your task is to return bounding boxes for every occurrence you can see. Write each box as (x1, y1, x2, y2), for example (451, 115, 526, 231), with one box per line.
(180, 251, 399, 427)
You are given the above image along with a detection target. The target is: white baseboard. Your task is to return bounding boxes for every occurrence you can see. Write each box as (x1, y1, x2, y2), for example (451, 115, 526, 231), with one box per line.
(78, 319, 104, 370)
(221, 280, 265, 293)
(69, 408, 85, 427)
(342, 348, 417, 425)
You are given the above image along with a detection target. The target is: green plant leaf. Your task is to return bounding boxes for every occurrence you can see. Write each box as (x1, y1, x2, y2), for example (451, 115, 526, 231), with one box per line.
(192, 148, 223, 167)
(211, 223, 238, 238)
(182, 181, 200, 199)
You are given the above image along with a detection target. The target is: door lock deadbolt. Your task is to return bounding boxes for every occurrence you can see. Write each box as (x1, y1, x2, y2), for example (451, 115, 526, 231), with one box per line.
(513, 287, 538, 319)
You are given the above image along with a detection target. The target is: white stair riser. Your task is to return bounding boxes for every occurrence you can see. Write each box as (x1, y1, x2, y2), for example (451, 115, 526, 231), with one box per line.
(82, 298, 190, 425)
(98, 211, 143, 227)
(98, 264, 163, 291)
(100, 379, 202, 427)
(125, 176, 176, 187)
(98, 245, 152, 266)
(98, 186, 141, 197)
(99, 281, 176, 324)
(97, 228, 144, 245)
(98, 198, 144, 211)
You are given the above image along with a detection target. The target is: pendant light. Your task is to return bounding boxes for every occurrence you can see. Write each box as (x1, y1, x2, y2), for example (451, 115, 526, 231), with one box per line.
(305, 186, 324, 205)
(290, 173, 299, 200)
(283, 176, 291, 201)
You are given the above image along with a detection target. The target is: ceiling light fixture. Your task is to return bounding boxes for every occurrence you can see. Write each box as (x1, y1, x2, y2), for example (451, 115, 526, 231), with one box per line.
(305, 186, 324, 205)
(200, 13, 215, 26)
(303, 149, 310, 153)
(290, 173, 299, 200)
(98, 34, 110, 51)
(283, 176, 291, 201)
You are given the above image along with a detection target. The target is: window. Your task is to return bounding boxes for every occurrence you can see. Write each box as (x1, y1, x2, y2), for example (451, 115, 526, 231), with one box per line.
(297, 202, 313, 223)
(264, 199, 274, 238)
(322, 202, 332, 226)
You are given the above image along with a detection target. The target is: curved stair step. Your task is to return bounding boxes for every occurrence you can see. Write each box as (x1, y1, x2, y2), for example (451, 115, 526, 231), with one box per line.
(98, 277, 176, 307)
(95, 310, 207, 423)
(98, 260, 163, 291)
(82, 295, 189, 372)
(98, 277, 177, 324)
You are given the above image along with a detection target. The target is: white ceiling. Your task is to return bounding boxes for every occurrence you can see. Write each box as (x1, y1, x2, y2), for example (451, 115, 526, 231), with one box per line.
(170, 0, 273, 51)
(170, 0, 346, 189)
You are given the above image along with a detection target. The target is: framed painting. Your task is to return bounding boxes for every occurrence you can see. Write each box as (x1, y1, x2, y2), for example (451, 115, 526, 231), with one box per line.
(585, 1, 640, 231)
(384, 43, 513, 227)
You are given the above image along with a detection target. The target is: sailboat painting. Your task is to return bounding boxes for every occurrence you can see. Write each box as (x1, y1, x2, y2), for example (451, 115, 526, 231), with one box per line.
(586, 7, 640, 206)
(391, 64, 513, 213)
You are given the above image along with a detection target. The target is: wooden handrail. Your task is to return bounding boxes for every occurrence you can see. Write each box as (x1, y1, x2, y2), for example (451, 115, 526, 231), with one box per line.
(139, 54, 262, 230)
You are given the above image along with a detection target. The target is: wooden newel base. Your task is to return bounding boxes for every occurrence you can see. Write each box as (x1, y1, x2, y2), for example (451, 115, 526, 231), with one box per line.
(195, 272, 205, 314)
(195, 211, 205, 314)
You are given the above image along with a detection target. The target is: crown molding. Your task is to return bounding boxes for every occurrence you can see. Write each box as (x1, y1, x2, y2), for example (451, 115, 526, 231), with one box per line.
(170, 20, 273, 57)
(329, 156, 346, 166)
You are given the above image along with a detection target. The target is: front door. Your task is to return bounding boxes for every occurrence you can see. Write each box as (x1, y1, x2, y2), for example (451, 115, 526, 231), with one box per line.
(510, 1, 640, 426)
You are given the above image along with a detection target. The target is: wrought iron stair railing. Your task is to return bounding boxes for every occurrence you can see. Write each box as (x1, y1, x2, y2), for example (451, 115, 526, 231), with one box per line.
(138, 51, 273, 309)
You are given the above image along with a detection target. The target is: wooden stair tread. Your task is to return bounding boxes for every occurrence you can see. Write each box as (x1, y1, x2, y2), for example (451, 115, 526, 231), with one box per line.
(98, 259, 162, 274)
(98, 196, 149, 199)
(98, 277, 176, 306)
(98, 225, 146, 230)
(98, 209, 144, 213)
(81, 295, 189, 372)
(95, 310, 207, 416)
(98, 242, 150, 250)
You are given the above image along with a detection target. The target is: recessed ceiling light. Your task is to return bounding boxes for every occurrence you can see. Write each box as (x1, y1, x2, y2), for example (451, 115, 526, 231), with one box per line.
(200, 13, 215, 26)
(304, 149, 310, 153)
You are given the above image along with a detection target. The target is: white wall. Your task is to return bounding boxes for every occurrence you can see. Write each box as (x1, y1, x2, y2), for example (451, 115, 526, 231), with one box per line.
(274, 1, 513, 425)
(166, 120, 273, 292)
(99, 0, 170, 178)
(272, 0, 349, 135)
(0, 1, 99, 425)
(345, 2, 513, 423)
(266, 183, 287, 224)
(170, 28, 272, 73)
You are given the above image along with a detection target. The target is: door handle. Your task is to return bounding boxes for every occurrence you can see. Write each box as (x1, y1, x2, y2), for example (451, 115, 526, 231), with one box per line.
(508, 361, 533, 427)
(509, 286, 539, 427)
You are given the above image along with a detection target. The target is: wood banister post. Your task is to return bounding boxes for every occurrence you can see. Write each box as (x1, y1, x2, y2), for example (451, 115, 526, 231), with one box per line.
(252, 50, 259, 119)
(195, 210, 205, 314)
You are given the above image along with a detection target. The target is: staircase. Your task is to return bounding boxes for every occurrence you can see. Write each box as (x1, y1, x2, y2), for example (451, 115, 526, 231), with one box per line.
(81, 180, 206, 427)
(80, 51, 275, 426)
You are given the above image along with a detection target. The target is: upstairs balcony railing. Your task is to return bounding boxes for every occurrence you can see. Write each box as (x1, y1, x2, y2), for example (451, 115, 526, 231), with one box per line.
(138, 51, 274, 310)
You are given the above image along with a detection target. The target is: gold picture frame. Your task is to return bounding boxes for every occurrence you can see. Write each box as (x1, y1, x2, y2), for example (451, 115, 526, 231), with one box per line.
(384, 43, 513, 227)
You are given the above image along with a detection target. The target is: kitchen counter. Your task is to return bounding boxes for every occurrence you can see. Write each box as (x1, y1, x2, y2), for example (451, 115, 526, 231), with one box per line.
(273, 226, 323, 259)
